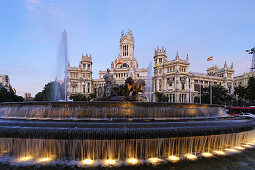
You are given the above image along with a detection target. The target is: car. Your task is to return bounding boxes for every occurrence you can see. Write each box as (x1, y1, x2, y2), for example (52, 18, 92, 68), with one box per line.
(239, 113, 255, 118)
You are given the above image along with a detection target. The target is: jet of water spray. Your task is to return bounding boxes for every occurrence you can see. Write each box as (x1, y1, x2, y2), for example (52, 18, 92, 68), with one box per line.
(52, 30, 69, 101)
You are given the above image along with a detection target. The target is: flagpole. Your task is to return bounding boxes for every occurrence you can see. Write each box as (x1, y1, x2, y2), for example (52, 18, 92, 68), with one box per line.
(200, 74, 201, 104)
(210, 76, 212, 105)
(210, 57, 214, 105)
(207, 56, 213, 105)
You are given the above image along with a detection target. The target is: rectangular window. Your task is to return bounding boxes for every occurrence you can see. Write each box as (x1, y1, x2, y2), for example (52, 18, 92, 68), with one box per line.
(83, 85, 85, 93)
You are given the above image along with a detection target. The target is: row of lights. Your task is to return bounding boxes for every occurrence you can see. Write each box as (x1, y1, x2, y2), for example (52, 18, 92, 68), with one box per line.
(12, 144, 253, 166)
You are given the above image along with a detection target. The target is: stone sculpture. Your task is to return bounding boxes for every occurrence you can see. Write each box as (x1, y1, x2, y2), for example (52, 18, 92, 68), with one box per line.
(96, 69, 147, 101)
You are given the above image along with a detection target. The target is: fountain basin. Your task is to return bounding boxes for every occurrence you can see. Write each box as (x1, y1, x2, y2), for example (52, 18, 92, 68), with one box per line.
(0, 102, 254, 166)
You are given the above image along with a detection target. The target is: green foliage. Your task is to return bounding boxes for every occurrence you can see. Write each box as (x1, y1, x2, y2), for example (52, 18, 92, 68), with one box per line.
(69, 93, 97, 101)
(34, 81, 64, 101)
(0, 87, 24, 102)
(198, 85, 232, 105)
(247, 77, 255, 102)
(155, 92, 169, 102)
(234, 85, 247, 106)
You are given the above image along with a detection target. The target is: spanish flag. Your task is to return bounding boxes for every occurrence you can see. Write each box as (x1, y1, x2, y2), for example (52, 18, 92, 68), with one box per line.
(207, 56, 213, 61)
(116, 59, 123, 67)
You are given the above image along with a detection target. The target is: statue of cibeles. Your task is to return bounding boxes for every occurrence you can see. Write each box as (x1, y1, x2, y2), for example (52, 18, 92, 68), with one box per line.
(103, 69, 115, 86)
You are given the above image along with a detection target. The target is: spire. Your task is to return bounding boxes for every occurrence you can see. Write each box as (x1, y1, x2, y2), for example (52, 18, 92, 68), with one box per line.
(224, 61, 227, 68)
(176, 51, 179, 60)
(231, 62, 233, 69)
(186, 53, 189, 61)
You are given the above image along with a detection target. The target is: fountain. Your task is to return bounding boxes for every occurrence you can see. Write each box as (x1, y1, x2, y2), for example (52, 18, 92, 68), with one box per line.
(52, 30, 69, 101)
(0, 32, 255, 168)
(0, 71, 255, 168)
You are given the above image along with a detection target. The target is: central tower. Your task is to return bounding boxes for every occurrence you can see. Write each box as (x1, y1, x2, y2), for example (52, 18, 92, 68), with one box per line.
(120, 30, 134, 58)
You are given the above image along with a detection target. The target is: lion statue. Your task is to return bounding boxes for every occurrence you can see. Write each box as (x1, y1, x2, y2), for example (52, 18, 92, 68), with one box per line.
(119, 77, 134, 96)
(132, 79, 146, 96)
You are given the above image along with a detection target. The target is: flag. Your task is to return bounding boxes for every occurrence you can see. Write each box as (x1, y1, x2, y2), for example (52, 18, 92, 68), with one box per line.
(207, 56, 213, 61)
(116, 59, 123, 67)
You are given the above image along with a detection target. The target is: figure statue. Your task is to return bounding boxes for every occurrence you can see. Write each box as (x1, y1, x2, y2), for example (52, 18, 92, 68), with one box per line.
(103, 69, 115, 86)
(97, 70, 147, 101)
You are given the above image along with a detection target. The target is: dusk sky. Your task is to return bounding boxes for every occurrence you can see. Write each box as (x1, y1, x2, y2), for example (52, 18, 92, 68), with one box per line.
(0, 0, 255, 96)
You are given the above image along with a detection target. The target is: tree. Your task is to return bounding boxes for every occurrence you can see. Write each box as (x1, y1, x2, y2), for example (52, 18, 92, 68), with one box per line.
(69, 93, 87, 101)
(69, 93, 97, 101)
(34, 81, 64, 101)
(246, 77, 255, 104)
(198, 85, 232, 105)
(234, 85, 247, 106)
(0, 87, 24, 102)
(155, 92, 169, 102)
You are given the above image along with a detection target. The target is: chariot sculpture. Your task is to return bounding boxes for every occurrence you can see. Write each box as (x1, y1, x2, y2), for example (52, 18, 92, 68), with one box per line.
(97, 69, 146, 101)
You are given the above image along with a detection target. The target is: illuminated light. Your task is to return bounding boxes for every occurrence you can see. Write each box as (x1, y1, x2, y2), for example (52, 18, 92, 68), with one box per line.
(148, 157, 161, 164)
(104, 159, 116, 166)
(82, 159, 94, 165)
(168, 155, 180, 162)
(247, 142, 254, 145)
(213, 151, 225, 155)
(235, 146, 245, 150)
(37, 157, 52, 163)
(2, 150, 8, 154)
(225, 148, 238, 152)
(201, 152, 213, 157)
(127, 119, 133, 122)
(18, 156, 33, 162)
(185, 154, 197, 160)
(243, 144, 253, 148)
(127, 158, 138, 165)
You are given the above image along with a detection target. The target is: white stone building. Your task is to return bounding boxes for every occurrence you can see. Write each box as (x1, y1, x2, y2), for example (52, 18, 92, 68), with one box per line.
(67, 30, 236, 103)
(153, 47, 234, 103)
(234, 71, 255, 87)
(92, 30, 148, 95)
(67, 54, 93, 97)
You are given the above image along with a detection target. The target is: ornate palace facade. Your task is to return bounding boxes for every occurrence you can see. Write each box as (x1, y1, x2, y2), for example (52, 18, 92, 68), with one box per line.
(68, 30, 148, 98)
(68, 30, 235, 103)
(153, 48, 234, 103)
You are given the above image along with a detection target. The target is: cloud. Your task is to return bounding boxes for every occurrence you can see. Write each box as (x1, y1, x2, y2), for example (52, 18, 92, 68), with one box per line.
(26, 5, 35, 11)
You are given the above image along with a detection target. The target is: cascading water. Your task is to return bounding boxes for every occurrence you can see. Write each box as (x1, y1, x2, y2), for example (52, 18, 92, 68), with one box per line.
(0, 102, 255, 168)
(52, 30, 69, 101)
(145, 62, 153, 102)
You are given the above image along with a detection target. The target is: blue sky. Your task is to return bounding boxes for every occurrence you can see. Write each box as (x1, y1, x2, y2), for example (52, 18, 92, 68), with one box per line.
(0, 0, 255, 96)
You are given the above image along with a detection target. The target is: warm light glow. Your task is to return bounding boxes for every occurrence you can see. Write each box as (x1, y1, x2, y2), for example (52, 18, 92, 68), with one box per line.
(214, 151, 225, 155)
(2, 150, 7, 153)
(18, 156, 33, 162)
(243, 144, 253, 148)
(235, 146, 245, 150)
(82, 159, 94, 165)
(247, 142, 254, 145)
(104, 159, 116, 165)
(37, 157, 52, 163)
(168, 155, 180, 162)
(186, 154, 197, 160)
(201, 152, 213, 157)
(225, 148, 238, 152)
(127, 158, 138, 164)
(148, 157, 161, 164)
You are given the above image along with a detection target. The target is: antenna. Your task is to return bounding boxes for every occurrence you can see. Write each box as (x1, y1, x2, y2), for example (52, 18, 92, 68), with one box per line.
(246, 47, 255, 72)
